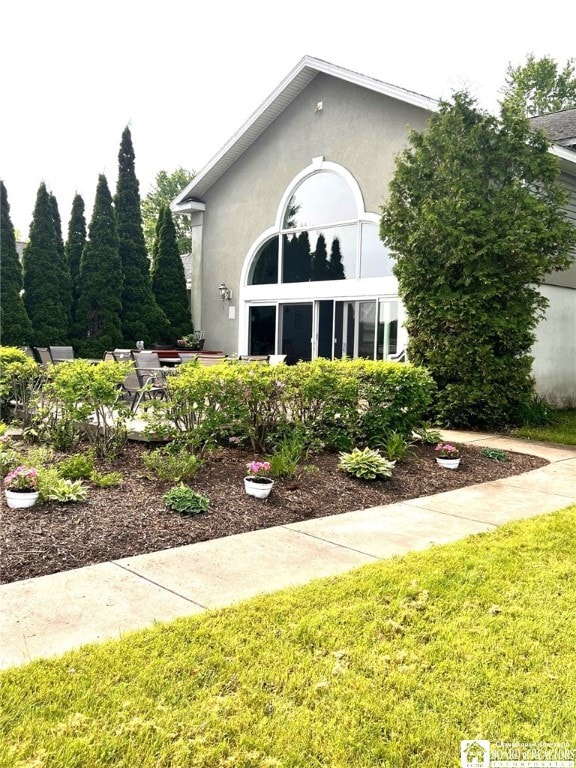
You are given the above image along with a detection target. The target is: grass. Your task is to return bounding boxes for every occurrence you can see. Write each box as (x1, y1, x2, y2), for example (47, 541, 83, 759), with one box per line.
(512, 408, 576, 445)
(1, 505, 575, 767)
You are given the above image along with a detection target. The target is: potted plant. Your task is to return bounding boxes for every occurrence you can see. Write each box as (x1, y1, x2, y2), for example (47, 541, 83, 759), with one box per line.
(176, 331, 205, 351)
(3, 465, 40, 508)
(244, 460, 274, 499)
(434, 442, 461, 469)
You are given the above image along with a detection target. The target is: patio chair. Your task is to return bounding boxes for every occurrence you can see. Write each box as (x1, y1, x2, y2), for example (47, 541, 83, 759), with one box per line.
(49, 346, 75, 364)
(33, 347, 54, 367)
(239, 355, 269, 364)
(268, 354, 287, 365)
(113, 349, 133, 362)
(132, 351, 168, 405)
(196, 353, 227, 366)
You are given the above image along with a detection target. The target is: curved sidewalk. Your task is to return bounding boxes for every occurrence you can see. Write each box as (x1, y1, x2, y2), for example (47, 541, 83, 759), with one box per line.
(1, 432, 575, 670)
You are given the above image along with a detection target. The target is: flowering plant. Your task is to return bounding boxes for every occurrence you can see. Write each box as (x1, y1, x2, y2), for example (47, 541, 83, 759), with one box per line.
(434, 442, 461, 459)
(3, 465, 38, 492)
(246, 460, 272, 479)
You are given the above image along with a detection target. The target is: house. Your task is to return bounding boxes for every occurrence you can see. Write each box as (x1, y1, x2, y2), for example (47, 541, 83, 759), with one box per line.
(172, 56, 576, 405)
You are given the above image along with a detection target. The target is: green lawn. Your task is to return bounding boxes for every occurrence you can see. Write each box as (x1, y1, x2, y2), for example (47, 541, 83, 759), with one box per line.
(512, 408, 576, 445)
(1, 505, 575, 767)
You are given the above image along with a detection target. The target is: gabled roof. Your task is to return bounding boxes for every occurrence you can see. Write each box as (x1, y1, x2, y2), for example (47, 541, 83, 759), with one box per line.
(172, 55, 439, 211)
(530, 108, 576, 150)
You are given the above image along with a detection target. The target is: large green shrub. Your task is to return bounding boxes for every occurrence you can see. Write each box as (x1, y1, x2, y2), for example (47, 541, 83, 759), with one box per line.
(0, 347, 44, 424)
(0, 182, 33, 346)
(380, 92, 576, 427)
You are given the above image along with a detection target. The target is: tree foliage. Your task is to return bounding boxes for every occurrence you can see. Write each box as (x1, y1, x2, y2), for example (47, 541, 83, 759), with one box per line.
(66, 193, 87, 306)
(0, 181, 33, 345)
(50, 192, 72, 338)
(502, 54, 576, 116)
(141, 167, 195, 257)
(23, 183, 70, 346)
(151, 205, 193, 340)
(74, 175, 124, 357)
(380, 92, 576, 427)
(115, 126, 169, 346)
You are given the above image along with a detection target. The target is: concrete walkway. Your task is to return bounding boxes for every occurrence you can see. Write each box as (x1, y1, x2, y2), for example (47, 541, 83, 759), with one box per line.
(1, 432, 575, 670)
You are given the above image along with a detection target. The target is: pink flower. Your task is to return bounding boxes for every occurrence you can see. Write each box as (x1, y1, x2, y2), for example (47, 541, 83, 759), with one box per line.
(246, 460, 271, 477)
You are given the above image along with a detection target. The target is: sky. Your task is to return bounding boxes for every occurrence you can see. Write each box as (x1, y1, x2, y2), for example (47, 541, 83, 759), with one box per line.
(1, 0, 575, 240)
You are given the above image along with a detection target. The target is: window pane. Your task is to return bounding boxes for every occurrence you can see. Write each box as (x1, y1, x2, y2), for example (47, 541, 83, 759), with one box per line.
(283, 172, 358, 229)
(249, 237, 278, 285)
(358, 301, 376, 358)
(377, 301, 399, 359)
(360, 223, 394, 278)
(249, 306, 276, 355)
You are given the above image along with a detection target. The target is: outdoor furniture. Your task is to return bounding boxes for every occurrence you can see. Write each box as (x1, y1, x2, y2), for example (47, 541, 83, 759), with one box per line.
(132, 352, 169, 405)
(196, 353, 227, 366)
(177, 352, 199, 364)
(49, 346, 75, 364)
(239, 355, 269, 364)
(113, 349, 133, 362)
(33, 347, 54, 367)
(268, 354, 287, 365)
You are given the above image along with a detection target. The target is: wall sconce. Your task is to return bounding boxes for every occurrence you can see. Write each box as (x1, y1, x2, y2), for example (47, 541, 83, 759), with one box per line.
(219, 282, 232, 301)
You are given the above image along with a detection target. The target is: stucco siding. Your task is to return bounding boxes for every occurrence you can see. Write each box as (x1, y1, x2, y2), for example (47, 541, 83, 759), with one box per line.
(532, 284, 576, 407)
(198, 73, 431, 353)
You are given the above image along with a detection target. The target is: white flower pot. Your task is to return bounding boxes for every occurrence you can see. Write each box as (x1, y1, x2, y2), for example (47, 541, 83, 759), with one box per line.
(5, 490, 40, 509)
(436, 457, 461, 470)
(244, 476, 274, 499)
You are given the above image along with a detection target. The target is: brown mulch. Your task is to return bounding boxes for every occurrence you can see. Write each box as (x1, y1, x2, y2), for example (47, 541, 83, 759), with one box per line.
(0, 441, 547, 585)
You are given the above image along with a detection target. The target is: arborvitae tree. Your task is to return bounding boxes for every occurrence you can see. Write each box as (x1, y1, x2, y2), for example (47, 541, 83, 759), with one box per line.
(151, 205, 193, 340)
(0, 181, 33, 345)
(23, 183, 69, 346)
(380, 92, 576, 428)
(327, 236, 346, 280)
(50, 193, 72, 338)
(74, 175, 124, 357)
(66, 193, 87, 307)
(115, 126, 169, 346)
(311, 233, 330, 281)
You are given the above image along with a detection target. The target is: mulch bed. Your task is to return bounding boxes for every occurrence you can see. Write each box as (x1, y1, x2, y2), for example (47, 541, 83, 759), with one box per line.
(0, 441, 547, 585)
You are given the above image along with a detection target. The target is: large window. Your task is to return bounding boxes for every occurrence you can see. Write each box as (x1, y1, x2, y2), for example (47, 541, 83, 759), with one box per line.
(248, 171, 393, 286)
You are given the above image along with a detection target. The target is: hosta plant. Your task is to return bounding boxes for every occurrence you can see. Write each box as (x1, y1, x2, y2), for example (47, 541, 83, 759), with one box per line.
(338, 447, 395, 480)
(163, 485, 209, 514)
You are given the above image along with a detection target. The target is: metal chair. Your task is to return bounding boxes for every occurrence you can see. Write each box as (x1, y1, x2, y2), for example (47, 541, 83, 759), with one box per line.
(33, 347, 54, 367)
(268, 354, 287, 365)
(196, 353, 227, 366)
(132, 352, 168, 405)
(239, 355, 269, 364)
(113, 349, 133, 362)
(49, 346, 75, 364)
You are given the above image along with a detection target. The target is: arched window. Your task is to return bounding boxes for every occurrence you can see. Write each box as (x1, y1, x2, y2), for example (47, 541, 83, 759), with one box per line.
(247, 169, 394, 286)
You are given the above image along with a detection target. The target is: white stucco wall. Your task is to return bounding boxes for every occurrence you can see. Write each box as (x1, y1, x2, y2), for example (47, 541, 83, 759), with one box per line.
(531, 284, 576, 406)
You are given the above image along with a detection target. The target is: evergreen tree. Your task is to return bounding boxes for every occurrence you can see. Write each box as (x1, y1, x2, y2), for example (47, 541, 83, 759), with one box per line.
(311, 233, 330, 281)
(74, 175, 124, 357)
(50, 192, 72, 338)
(23, 183, 69, 346)
(0, 181, 33, 345)
(327, 236, 346, 280)
(380, 92, 576, 427)
(66, 193, 87, 307)
(151, 205, 193, 340)
(115, 126, 169, 346)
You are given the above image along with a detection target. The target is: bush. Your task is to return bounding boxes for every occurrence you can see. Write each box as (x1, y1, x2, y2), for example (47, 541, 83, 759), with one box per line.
(142, 444, 202, 483)
(163, 485, 209, 514)
(380, 431, 416, 462)
(90, 471, 123, 488)
(0, 347, 44, 425)
(57, 450, 95, 480)
(338, 447, 395, 480)
(37, 468, 88, 502)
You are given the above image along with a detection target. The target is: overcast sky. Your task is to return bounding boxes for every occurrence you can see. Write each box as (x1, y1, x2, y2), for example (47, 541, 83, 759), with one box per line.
(1, 0, 574, 239)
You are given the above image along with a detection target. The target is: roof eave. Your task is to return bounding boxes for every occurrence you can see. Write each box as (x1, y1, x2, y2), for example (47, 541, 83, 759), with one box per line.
(171, 55, 438, 210)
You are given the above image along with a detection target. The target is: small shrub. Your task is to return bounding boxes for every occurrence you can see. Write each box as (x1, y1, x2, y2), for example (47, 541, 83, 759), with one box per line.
(24, 445, 55, 468)
(412, 422, 443, 445)
(163, 484, 209, 514)
(517, 394, 554, 427)
(57, 451, 95, 480)
(37, 468, 88, 502)
(0, 439, 20, 478)
(142, 444, 201, 483)
(90, 470, 123, 488)
(267, 430, 317, 479)
(338, 447, 395, 480)
(481, 447, 508, 462)
(380, 431, 416, 462)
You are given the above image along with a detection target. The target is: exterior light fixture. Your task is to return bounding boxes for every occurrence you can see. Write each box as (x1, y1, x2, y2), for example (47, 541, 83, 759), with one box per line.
(219, 282, 232, 301)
